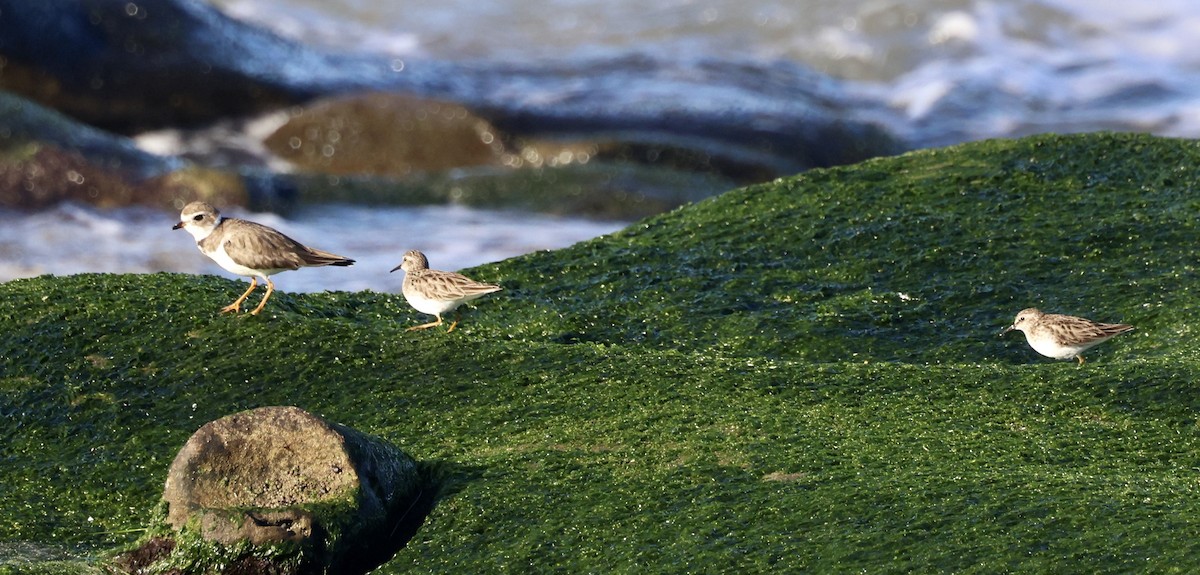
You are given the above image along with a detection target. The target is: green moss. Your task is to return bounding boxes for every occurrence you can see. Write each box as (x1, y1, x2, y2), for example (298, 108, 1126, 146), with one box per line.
(3, 133, 1200, 573)
(0, 542, 110, 575)
(145, 528, 301, 575)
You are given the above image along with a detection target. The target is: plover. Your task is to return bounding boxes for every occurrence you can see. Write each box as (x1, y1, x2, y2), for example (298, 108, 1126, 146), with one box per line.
(173, 201, 354, 315)
(1001, 308, 1133, 365)
(390, 249, 501, 332)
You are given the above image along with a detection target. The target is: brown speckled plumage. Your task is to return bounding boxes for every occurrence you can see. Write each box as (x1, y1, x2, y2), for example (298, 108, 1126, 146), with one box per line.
(1002, 307, 1133, 365)
(390, 249, 501, 332)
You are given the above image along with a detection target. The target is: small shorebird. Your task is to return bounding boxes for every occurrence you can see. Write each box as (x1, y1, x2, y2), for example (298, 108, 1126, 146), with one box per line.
(390, 249, 501, 332)
(173, 201, 354, 315)
(1001, 308, 1133, 365)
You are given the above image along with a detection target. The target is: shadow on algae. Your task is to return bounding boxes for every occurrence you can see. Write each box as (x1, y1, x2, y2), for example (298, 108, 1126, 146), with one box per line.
(5, 133, 1200, 573)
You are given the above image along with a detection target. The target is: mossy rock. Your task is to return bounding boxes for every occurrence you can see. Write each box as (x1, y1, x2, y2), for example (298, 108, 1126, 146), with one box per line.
(265, 93, 507, 175)
(104, 406, 423, 574)
(4, 133, 1200, 573)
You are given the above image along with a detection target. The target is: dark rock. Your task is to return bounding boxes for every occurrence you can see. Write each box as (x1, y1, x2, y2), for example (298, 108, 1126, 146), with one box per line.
(0, 90, 296, 210)
(152, 405, 423, 574)
(0, 90, 178, 178)
(458, 56, 905, 177)
(0, 0, 381, 133)
(111, 536, 176, 574)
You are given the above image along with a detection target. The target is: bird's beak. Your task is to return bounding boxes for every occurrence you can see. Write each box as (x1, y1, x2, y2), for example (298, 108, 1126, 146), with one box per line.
(389, 263, 402, 273)
(172, 221, 185, 230)
(999, 325, 1015, 337)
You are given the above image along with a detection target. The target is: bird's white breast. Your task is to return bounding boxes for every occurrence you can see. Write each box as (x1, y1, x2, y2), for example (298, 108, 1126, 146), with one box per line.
(1023, 332, 1087, 360)
(200, 241, 280, 279)
(402, 287, 465, 316)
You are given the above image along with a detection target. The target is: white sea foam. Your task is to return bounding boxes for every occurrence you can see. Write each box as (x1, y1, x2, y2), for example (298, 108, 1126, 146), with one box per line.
(133, 111, 294, 172)
(0, 203, 625, 294)
(214, 0, 423, 58)
(208, 0, 1200, 144)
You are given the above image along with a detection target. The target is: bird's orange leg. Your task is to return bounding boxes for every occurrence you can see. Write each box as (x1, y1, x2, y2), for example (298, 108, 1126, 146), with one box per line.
(249, 278, 275, 316)
(407, 315, 444, 331)
(221, 278, 258, 314)
(446, 311, 463, 333)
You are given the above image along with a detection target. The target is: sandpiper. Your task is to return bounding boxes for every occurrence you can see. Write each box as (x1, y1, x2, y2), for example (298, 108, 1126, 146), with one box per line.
(390, 249, 501, 332)
(1001, 307, 1133, 365)
(173, 201, 354, 315)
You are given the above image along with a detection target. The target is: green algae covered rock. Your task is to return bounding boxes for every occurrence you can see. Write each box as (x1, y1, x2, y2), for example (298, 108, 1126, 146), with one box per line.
(5, 133, 1200, 574)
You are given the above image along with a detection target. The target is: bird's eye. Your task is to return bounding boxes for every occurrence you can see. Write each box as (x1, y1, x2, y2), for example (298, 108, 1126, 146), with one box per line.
(193, 214, 204, 221)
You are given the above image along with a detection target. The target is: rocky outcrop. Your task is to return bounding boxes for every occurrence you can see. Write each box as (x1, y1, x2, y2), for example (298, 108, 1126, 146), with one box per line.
(138, 405, 424, 574)
(0, 90, 178, 178)
(0, 0, 902, 186)
(0, 0, 376, 133)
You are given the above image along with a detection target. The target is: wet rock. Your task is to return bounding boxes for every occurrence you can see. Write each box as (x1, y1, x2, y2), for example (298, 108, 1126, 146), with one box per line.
(0, 90, 178, 179)
(462, 56, 905, 177)
(0, 91, 297, 211)
(0, 143, 250, 210)
(0, 0, 378, 133)
(146, 406, 423, 574)
(0, 0, 902, 184)
(265, 93, 506, 176)
(0, 143, 140, 208)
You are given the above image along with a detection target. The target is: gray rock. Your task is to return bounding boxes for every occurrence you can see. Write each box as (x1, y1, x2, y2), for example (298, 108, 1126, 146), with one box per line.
(159, 405, 422, 573)
(0, 0, 382, 133)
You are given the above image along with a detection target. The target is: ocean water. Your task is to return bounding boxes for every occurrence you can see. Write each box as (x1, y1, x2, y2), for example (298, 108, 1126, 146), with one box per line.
(7, 0, 1200, 292)
(0, 203, 623, 293)
(212, 0, 1200, 143)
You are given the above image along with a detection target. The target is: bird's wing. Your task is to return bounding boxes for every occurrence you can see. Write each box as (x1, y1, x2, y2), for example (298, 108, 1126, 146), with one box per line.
(220, 220, 309, 271)
(1050, 315, 1133, 342)
(416, 270, 502, 299)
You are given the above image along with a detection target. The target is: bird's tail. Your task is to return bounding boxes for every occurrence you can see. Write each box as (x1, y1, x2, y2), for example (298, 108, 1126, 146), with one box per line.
(304, 248, 355, 267)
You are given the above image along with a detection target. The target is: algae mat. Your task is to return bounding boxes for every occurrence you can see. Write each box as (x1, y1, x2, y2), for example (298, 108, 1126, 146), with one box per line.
(3, 132, 1200, 573)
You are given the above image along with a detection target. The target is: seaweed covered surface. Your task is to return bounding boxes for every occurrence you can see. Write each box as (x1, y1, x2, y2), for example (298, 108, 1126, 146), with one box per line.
(4, 133, 1200, 573)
